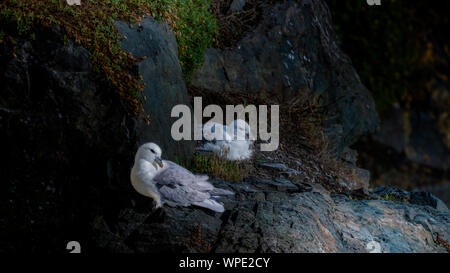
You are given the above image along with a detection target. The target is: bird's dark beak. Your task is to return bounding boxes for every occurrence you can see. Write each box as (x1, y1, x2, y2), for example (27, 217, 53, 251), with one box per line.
(154, 157, 164, 168)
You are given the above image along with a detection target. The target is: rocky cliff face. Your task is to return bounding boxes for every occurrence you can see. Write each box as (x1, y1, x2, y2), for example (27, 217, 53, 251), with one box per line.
(0, 25, 136, 252)
(93, 177, 449, 253)
(354, 95, 450, 206)
(191, 0, 378, 153)
(0, 19, 193, 252)
(115, 18, 194, 161)
(1, 1, 448, 253)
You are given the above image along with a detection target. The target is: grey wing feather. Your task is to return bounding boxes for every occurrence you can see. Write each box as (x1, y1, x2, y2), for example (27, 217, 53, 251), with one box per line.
(193, 199, 226, 213)
(153, 160, 234, 209)
(210, 187, 234, 196)
(159, 185, 210, 205)
(153, 161, 195, 186)
(154, 161, 215, 190)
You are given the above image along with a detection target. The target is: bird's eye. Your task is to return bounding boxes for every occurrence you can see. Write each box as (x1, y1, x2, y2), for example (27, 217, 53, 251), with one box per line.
(150, 149, 155, 154)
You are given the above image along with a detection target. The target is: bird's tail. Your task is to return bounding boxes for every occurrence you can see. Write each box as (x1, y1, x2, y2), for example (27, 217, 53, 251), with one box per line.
(195, 174, 209, 182)
(210, 187, 234, 196)
(193, 199, 225, 213)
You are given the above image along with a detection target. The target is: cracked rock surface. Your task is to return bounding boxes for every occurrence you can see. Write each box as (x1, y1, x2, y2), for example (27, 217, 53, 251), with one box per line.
(93, 178, 449, 253)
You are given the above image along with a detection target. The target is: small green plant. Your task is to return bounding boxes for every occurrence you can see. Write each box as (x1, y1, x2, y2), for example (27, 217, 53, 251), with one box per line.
(382, 193, 396, 201)
(381, 193, 409, 202)
(191, 154, 246, 182)
(167, 0, 218, 81)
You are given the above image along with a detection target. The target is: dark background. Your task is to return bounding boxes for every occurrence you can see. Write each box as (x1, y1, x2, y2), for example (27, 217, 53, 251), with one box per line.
(327, 0, 450, 205)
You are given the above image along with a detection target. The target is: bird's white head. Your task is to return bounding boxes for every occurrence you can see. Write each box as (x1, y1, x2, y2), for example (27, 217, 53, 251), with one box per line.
(203, 122, 230, 141)
(136, 142, 164, 169)
(232, 119, 253, 140)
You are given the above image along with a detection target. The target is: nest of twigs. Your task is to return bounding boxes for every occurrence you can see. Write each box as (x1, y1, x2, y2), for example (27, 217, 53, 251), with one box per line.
(211, 0, 270, 48)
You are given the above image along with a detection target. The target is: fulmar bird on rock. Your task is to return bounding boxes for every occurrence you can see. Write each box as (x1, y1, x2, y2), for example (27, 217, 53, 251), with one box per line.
(198, 120, 254, 161)
(131, 143, 234, 212)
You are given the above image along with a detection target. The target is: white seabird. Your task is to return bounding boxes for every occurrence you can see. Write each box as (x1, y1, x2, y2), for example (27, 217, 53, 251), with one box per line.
(130, 143, 234, 212)
(198, 121, 232, 158)
(198, 120, 254, 161)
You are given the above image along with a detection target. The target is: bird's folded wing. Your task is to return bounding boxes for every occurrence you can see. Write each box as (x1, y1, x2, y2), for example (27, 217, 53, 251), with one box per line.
(159, 184, 210, 204)
(152, 161, 195, 186)
(153, 161, 213, 188)
(152, 161, 233, 207)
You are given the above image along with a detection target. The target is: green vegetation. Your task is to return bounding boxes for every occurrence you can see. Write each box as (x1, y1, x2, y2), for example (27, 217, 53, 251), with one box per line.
(381, 193, 409, 203)
(382, 193, 396, 202)
(191, 154, 247, 182)
(167, 0, 217, 81)
(173, 153, 247, 182)
(0, 0, 217, 116)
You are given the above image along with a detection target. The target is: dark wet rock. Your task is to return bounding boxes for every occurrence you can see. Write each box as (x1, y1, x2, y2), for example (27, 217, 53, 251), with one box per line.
(338, 163, 371, 191)
(410, 191, 449, 212)
(346, 188, 373, 200)
(373, 108, 449, 170)
(420, 183, 450, 208)
(0, 26, 137, 252)
(257, 162, 300, 178)
(290, 180, 313, 193)
(1, 17, 194, 252)
(244, 176, 298, 193)
(115, 17, 194, 161)
(258, 162, 288, 172)
(373, 187, 448, 211)
(94, 179, 450, 253)
(353, 136, 450, 207)
(191, 0, 378, 153)
(342, 147, 358, 165)
(229, 0, 247, 13)
(373, 186, 411, 201)
(280, 168, 301, 178)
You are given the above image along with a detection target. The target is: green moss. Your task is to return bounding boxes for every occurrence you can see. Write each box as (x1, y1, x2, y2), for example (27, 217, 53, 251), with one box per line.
(191, 154, 246, 182)
(381, 193, 409, 203)
(151, 0, 217, 82)
(382, 193, 395, 201)
(0, 0, 217, 116)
